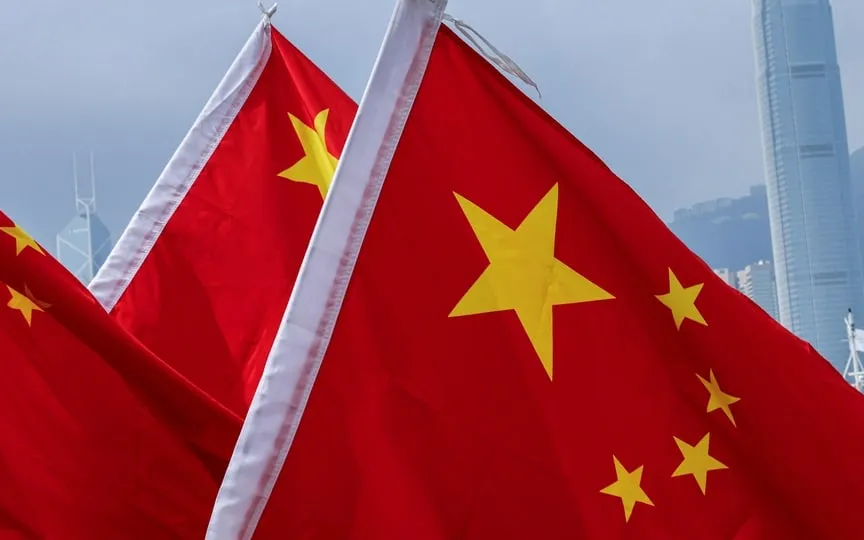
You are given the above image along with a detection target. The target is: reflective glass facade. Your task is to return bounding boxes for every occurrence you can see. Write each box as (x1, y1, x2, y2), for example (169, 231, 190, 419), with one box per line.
(737, 260, 780, 321)
(56, 209, 112, 285)
(752, 0, 862, 369)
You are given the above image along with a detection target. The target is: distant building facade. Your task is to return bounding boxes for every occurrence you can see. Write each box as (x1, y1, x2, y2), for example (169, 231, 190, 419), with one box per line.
(56, 210, 112, 285)
(752, 0, 863, 370)
(713, 268, 737, 289)
(853, 147, 864, 189)
(851, 147, 864, 260)
(56, 153, 112, 285)
(737, 260, 779, 321)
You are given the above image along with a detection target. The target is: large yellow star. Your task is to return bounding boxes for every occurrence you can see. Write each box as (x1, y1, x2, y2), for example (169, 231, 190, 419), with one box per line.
(655, 268, 706, 329)
(600, 456, 653, 522)
(278, 109, 339, 199)
(697, 369, 740, 426)
(449, 184, 614, 379)
(1, 224, 44, 256)
(672, 432, 727, 494)
(6, 285, 48, 326)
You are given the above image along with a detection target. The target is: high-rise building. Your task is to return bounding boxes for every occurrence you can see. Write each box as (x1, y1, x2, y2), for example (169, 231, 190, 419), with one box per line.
(751, 0, 862, 370)
(713, 268, 737, 289)
(56, 153, 112, 285)
(853, 147, 864, 186)
(852, 147, 864, 255)
(737, 260, 780, 321)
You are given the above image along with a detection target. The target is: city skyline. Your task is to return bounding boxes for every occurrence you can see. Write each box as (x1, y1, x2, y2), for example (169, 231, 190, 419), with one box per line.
(4, 1, 864, 372)
(1, 0, 862, 251)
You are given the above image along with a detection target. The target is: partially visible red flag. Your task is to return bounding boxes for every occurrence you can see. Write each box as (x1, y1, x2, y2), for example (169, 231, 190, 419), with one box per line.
(208, 2, 864, 538)
(0, 214, 241, 537)
(90, 16, 356, 414)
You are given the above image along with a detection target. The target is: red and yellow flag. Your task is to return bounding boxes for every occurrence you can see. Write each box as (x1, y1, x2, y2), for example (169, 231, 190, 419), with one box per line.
(210, 4, 864, 539)
(0, 214, 240, 537)
(90, 19, 356, 414)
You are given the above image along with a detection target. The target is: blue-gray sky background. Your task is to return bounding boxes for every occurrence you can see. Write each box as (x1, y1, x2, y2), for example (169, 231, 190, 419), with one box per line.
(1, 0, 862, 248)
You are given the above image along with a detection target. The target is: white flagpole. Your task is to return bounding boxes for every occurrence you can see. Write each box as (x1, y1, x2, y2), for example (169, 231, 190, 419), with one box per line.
(205, 1, 448, 538)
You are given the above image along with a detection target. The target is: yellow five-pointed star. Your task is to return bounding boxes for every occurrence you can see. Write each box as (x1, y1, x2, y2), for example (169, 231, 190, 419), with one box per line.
(6, 285, 47, 326)
(655, 268, 706, 330)
(600, 456, 654, 522)
(278, 109, 339, 199)
(1, 224, 44, 256)
(697, 369, 740, 426)
(672, 432, 728, 494)
(449, 184, 614, 379)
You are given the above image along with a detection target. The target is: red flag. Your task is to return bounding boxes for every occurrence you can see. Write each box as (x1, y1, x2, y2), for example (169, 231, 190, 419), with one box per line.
(0, 215, 241, 537)
(209, 2, 864, 539)
(90, 18, 356, 414)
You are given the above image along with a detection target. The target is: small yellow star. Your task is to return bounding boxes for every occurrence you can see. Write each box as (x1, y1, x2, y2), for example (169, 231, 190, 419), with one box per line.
(599, 456, 653, 522)
(698, 369, 740, 426)
(278, 109, 339, 199)
(655, 268, 706, 329)
(672, 432, 728, 494)
(6, 285, 49, 326)
(1, 224, 44, 256)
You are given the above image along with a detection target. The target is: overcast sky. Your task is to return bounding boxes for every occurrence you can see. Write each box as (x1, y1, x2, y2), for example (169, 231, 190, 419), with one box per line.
(1, 0, 862, 249)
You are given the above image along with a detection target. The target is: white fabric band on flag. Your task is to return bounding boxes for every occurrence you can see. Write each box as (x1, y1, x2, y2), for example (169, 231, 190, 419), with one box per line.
(205, 0, 448, 538)
(88, 20, 273, 311)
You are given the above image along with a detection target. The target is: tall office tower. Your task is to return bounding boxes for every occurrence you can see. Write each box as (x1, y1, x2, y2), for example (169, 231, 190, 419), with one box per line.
(737, 260, 780, 321)
(853, 147, 864, 187)
(713, 268, 737, 289)
(56, 153, 113, 285)
(752, 0, 862, 370)
(852, 147, 864, 258)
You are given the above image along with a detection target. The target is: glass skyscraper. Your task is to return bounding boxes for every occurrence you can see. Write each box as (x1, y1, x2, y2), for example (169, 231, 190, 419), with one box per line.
(56, 153, 113, 285)
(56, 208, 112, 285)
(737, 260, 780, 322)
(752, 0, 862, 370)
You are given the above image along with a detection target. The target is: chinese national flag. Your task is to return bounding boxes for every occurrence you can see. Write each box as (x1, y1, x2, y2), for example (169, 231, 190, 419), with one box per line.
(0, 215, 241, 537)
(90, 19, 356, 414)
(209, 4, 864, 539)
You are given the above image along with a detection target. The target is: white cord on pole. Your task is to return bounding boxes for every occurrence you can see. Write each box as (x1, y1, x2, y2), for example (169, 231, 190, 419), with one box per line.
(443, 14, 541, 99)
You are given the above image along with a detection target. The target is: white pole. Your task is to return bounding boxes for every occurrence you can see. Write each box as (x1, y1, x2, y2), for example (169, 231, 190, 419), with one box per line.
(843, 309, 864, 392)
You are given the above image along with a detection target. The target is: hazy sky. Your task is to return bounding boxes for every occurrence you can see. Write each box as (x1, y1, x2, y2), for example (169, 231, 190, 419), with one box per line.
(1, 0, 862, 249)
